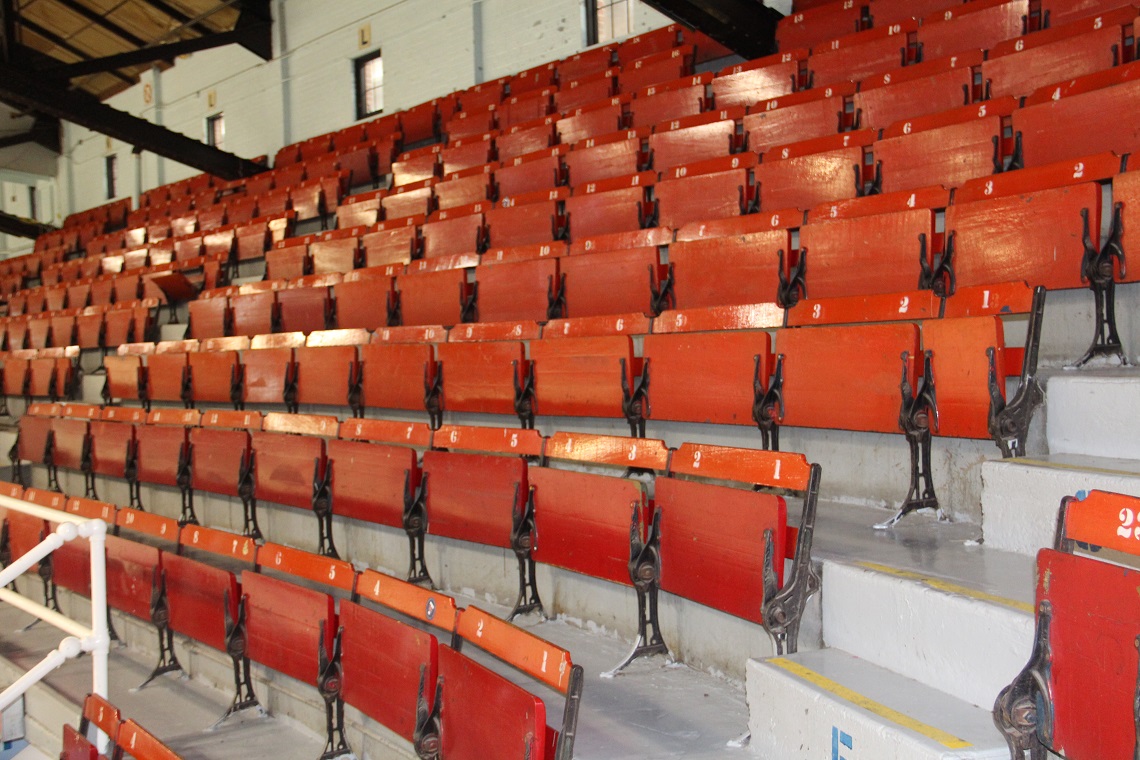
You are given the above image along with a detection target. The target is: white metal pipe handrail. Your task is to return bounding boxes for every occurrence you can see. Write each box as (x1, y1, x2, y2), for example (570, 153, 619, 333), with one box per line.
(0, 493, 109, 751)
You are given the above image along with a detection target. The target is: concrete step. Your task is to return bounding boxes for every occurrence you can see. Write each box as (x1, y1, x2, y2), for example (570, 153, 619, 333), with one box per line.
(981, 454, 1140, 556)
(1045, 368, 1140, 460)
(807, 501, 1034, 709)
(747, 649, 1010, 760)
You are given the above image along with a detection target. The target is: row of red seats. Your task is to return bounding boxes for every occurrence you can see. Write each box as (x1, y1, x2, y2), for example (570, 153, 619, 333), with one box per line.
(205, 152, 1128, 339)
(778, 0, 1130, 53)
(63, 694, 176, 760)
(11, 480, 582, 759)
(13, 407, 817, 655)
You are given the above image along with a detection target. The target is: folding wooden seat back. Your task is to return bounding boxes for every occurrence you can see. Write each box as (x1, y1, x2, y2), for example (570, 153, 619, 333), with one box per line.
(996, 490, 1140, 759)
(655, 154, 759, 229)
(874, 98, 1017, 195)
(983, 8, 1132, 99)
(853, 52, 981, 130)
(744, 82, 854, 154)
(777, 2, 866, 50)
(916, 0, 1031, 61)
(660, 442, 818, 652)
(756, 129, 875, 210)
(808, 20, 920, 87)
(431, 645, 551, 760)
(529, 335, 645, 432)
(241, 571, 336, 687)
(628, 73, 709, 128)
(1013, 60, 1140, 167)
(339, 600, 438, 743)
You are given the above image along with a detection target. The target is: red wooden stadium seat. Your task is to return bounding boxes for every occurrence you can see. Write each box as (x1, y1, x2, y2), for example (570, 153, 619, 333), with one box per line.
(530, 336, 645, 432)
(335, 191, 382, 228)
(485, 192, 567, 248)
(241, 334, 298, 409)
(339, 600, 437, 743)
(564, 172, 654, 239)
(434, 164, 495, 210)
(777, 2, 866, 50)
(916, 0, 1030, 60)
(265, 240, 310, 281)
(496, 117, 557, 162)
(555, 70, 617, 113)
(996, 490, 1140, 759)
(629, 74, 708, 128)
(188, 297, 230, 340)
(143, 343, 193, 408)
(421, 208, 485, 259)
(230, 290, 279, 337)
(184, 338, 243, 409)
(241, 572, 343, 752)
(89, 408, 144, 486)
(560, 45, 615, 80)
(359, 342, 437, 417)
(660, 443, 818, 651)
(436, 341, 530, 423)
(1040, 0, 1133, 27)
(1012, 61, 1140, 167)
(252, 413, 336, 553)
(293, 335, 361, 410)
(559, 246, 668, 318)
(499, 89, 554, 130)
(618, 46, 694, 94)
(642, 330, 773, 428)
(655, 154, 759, 229)
(556, 95, 627, 144)
(133, 409, 197, 516)
(799, 188, 949, 299)
(983, 9, 1131, 99)
(310, 230, 362, 274)
(778, 322, 919, 434)
(421, 442, 530, 599)
(115, 719, 181, 760)
(756, 130, 875, 210)
(852, 52, 981, 130)
(186, 411, 261, 538)
(382, 180, 435, 219)
(430, 645, 551, 760)
(325, 431, 423, 576)
(394, 145, 442, 188)
(277, 283, 333, 334)
(361, 214, 422, 268)
(397, 268, 474, 327)
(474, 257, 561, 323)
(874, 99, 1017, 194)
(564, 129, 648, 187)
(445, 106, 497, 140)
(441, 133, 496, 175)
(744, 83, 853, 154)
(60, 724, 99, 760)
(808, 21, 919, 87)
(945, 157, 1109, 292)
(494, 144, 565, 195)
(332, 274, 396, 330)
(649, 107, 743, 170)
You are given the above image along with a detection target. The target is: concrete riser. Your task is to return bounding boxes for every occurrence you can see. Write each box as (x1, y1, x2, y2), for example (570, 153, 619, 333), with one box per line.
(821, 562, 1033, 709)
(746, 659, 1009, 760)
(1045, 371, 1140, 460)
(981, 459, 1140, 557)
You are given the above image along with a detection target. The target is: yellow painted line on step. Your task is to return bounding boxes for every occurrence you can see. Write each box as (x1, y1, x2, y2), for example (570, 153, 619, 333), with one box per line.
(1017, 458, 1138, 478)
(857, 562, 1034, 614)
(770, 659, 973, 749)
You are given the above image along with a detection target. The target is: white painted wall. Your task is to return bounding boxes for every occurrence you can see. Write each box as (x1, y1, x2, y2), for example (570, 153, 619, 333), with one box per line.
(57, 0, 673, 216)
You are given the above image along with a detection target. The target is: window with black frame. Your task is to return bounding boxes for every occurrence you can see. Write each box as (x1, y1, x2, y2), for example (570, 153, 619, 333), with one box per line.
(586, 0, 631, 46)
(355, 49, 384, 120)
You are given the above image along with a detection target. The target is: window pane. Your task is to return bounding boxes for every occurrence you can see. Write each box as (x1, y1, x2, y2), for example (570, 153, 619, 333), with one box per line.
(357, 53, 384, 118)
